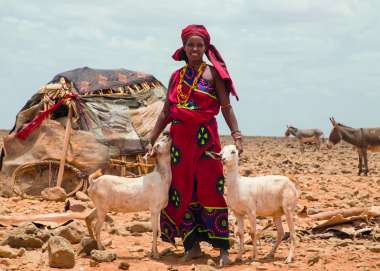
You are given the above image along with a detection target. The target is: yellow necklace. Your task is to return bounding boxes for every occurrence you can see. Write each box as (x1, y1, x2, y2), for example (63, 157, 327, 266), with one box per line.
(177, 62, 206, 105)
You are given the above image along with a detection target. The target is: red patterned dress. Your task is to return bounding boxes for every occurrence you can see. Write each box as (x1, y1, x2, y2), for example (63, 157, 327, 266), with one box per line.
(160, 64, 229, 250)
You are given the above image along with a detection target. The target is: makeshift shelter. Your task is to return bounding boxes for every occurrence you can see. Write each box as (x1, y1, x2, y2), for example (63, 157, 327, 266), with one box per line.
(0, 67, 166, 197)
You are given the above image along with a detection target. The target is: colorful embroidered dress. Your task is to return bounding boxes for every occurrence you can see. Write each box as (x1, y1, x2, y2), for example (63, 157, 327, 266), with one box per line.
(160, 64, 229, 250)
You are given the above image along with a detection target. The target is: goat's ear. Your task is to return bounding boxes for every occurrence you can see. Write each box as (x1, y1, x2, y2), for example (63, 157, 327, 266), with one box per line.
(206, 151, 222, 160)
(148, 144, 159, 157)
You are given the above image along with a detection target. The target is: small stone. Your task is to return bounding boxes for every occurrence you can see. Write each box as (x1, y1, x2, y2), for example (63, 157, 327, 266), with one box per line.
(307, 254, 320, 266)
(89, 259, 99, 267)
(0, 245, 23, 258)
(91, 250, 117, 262)
(207, 258, 216, 266)
(75, 191, 90, 201)
(0, 258, 10, 266)
(167, 265, 179, 271)
(78, 237, 98, 256)
(64, 198, 87, 212)
(306, 207, 319, 215)
(109, 227, 120, 235)
(53, 221, 85, 244)
(119, 261, 130, 270)
(128, 246, 144, 253)
(335, 240, 353, 247)
(41, 187, 67, 202)
(17, 247, 25, 257)
(305, 193, 318, 201)
(194, 265, 218, 271)
(1, 223, 44, 249)
(368, 245, 380, 253)
(126, 222, 151, 233)
(159, 247, 172, 257)
(48, 236, 75, 268)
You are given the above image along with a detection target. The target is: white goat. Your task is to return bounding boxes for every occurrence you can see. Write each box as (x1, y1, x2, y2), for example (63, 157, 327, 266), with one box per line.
(218, 145, 298, 263)
(86, 134, 172, 259)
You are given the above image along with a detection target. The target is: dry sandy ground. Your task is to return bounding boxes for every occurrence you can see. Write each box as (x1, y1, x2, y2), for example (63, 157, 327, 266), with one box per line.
(1, 135, 380, 270)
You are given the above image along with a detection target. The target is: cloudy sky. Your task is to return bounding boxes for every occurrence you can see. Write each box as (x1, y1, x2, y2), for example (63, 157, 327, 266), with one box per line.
(1, 0, 379, 136)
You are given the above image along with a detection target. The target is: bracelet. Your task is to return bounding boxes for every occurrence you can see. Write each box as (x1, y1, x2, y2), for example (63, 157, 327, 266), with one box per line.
(231, 130, 243, 140)
(221, 103, 232, 109)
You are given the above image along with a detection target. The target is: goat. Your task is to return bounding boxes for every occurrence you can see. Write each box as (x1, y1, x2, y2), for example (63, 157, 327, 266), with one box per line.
(215, 145, 298, 263)
(85, 134, 172, 259)
(285, 125, 323, 152)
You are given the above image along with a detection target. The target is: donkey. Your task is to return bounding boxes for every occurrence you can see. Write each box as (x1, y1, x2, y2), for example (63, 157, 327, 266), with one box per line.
(285, 125, 324, 152)
(327, 117, 380, 176)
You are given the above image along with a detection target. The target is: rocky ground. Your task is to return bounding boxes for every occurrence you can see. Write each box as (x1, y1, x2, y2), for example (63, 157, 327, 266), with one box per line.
(0, 135, 380, 270)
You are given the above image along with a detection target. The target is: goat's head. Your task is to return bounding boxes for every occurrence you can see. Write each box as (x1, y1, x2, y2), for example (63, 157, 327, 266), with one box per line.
(220, 144, 239, 169)
(327, 117, 342, 148)
(149, 132, 172, 157)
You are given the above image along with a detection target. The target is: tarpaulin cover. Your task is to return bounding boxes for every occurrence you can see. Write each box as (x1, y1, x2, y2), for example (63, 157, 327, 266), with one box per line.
(50, 67, 157, 94)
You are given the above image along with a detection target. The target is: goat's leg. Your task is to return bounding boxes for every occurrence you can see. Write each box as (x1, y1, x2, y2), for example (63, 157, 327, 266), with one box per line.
(85, 208, 97, 239)
(247, 211, 257, 261)
(363, 149, 369, 176)
(151, 211, 159, 259)
(264, 216, 284, 259)
(235, 215, 245, 260)
(157, 213, 162, 241)
(284, 209, 296, 263)
(94, 210, 106, 250)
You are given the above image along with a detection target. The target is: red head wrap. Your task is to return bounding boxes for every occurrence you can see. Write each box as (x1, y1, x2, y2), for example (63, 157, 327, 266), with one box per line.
(172, 24, 238, 100)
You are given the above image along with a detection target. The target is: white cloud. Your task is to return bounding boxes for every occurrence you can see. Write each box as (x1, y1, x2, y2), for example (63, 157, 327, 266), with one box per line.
(0, 0, 380, 134)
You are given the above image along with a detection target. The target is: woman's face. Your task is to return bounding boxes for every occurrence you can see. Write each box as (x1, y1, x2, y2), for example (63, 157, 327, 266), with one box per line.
(184, 35, 206, 63)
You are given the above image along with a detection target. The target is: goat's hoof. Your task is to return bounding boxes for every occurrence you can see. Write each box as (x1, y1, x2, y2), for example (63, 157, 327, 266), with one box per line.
(219, 256, 231, 267)
(284, 257, 292, 264)
(218, 249, 231, 267)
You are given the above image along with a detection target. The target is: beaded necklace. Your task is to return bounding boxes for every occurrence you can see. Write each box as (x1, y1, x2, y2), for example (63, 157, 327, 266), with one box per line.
(176, 62, 206, 105)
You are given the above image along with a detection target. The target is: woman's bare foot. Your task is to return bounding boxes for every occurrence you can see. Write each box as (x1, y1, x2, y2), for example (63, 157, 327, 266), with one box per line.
(181, 242, 202, 261)
(219, 249, 231, 267)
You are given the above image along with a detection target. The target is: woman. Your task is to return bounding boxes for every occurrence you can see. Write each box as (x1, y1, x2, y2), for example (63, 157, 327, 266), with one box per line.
(147, 24, 243, 266)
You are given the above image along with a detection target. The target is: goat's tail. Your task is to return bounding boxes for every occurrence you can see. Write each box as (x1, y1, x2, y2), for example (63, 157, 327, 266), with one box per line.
(88, 169, 103, 185)
(287, 174, 298, 184)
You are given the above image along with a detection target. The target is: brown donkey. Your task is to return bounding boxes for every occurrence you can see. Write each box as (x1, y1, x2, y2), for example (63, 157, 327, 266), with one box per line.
(328, 117, 380, 175)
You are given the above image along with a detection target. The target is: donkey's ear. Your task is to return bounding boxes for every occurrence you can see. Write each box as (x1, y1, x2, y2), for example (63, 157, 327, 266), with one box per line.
(330, 117, 337, 127)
